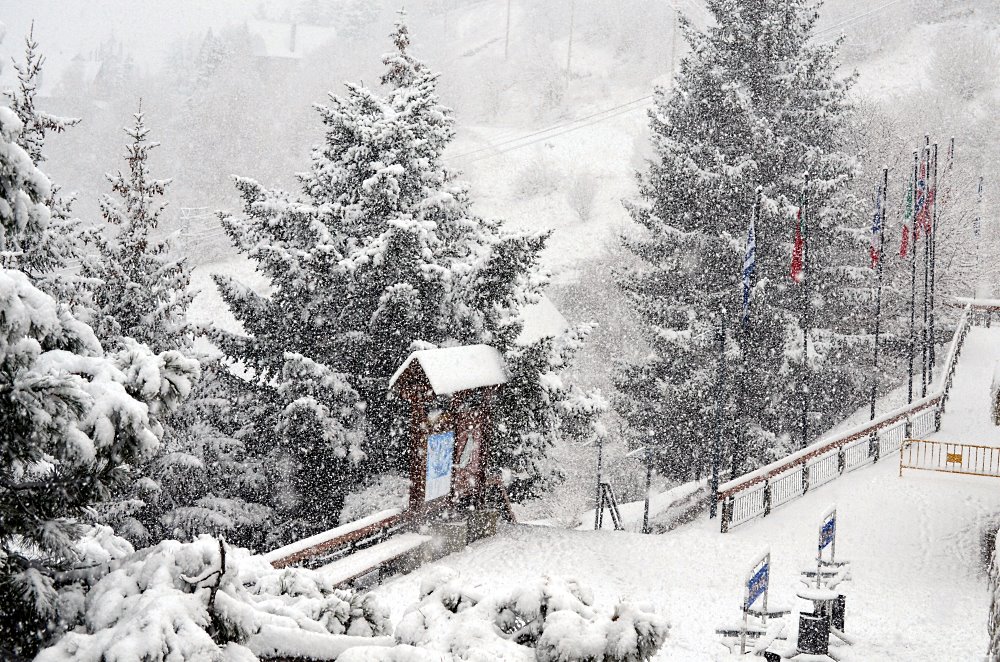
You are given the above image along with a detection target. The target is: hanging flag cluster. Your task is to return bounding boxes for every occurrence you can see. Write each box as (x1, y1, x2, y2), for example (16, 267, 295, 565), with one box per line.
(869, 184, 883, 269)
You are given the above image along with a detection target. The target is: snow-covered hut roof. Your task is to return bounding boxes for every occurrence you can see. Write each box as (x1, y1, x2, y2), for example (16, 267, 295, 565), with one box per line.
(389, 344, 509, 396)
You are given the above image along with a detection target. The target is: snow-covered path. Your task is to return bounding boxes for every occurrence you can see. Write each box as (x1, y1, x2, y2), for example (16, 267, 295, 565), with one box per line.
(376, 459, 1000, 660)
(374, 326, 1000, 660)
(938, 325, 1000, 446)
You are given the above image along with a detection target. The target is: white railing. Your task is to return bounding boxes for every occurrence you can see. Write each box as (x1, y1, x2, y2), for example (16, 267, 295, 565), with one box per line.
(719, 305, 974, 532)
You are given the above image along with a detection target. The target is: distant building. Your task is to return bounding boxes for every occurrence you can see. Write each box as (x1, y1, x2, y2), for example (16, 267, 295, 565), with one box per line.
(245, 19, 336, 76)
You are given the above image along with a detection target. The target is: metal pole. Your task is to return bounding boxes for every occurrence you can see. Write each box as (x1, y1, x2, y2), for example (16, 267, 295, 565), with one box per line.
(928, 143, 939, 385)
(976, 175, 984, 294)
(642, 443, 652, 534)
(921, 144, 930, 398)
(870, 168, 888, 420)
(907, 151, 918, 404)
(594, 433, 604, 530)
(565, 0, 575, 91)
(710, 307, 727, 518)
(504, 0, 511, 60)
(801, 172, 811, 449)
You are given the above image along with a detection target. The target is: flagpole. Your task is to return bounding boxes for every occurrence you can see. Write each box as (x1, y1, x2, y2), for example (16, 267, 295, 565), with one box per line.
(870, 168, 888, 420)
(801, 172, 810, 449)
(710, 305, 726, 519)
(907, 150, 918, 404)
(928, 142, 940, 385)
(976, 175, 984, 294)
(921, 141, 931, 399)
(734, 188, 760, 479)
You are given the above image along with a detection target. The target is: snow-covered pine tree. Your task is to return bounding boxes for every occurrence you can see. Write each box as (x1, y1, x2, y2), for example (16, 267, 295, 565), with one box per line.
(0, 266, 199, 659)
(2, 29, 86, 299)
(214, 18, 602, 541)
(81, 109, 194, 353)
(616, 0, 865, 480)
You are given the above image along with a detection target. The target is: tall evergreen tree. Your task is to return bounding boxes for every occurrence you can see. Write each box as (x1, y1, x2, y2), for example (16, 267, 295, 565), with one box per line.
(214, 18, 602, 543)
(2, 27, 86, 299)
(81, 110, 194, 353)
(0, 108, 200, 659)
(616, 0, 865, 480)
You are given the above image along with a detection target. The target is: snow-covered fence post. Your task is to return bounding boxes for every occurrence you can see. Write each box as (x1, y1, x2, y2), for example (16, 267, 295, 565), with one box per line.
(721, 497, 733, 533)
(868, 430, 879, 463)
(837, 446, 846, 474)
(801, 464, 810, 495)
(762, 480, 772, 516)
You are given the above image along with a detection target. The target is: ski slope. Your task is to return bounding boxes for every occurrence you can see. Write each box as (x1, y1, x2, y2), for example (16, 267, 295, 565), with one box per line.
(373, 325, 1000, 661)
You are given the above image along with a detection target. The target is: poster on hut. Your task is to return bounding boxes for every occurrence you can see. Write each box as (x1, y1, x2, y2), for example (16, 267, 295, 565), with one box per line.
(426, 431, 455, 501)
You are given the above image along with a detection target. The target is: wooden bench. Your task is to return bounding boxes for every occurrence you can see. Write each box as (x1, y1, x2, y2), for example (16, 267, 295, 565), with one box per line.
(318, 532, 431, 588)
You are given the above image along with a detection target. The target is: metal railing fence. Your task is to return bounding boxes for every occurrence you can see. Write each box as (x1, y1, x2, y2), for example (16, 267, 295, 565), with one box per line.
(718, 305, 976, 532)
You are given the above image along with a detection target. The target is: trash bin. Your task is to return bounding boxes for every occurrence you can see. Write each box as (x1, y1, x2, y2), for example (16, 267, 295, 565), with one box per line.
(832, 594, 846, 632)
(797, 612, 830, 655)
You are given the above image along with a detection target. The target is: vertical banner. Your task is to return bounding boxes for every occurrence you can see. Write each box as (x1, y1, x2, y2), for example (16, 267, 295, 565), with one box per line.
(819, 508, 836, 554)
(745, 552, 770, 611)
(426, 431, 455, 501)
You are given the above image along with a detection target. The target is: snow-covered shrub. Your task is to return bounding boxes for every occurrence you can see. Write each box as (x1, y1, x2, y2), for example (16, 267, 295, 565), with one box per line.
(395, 568, 668, 661)
(0, 266, 199, 659)
(35, 536, 391, 662)
(567, 172, 598, 223)
(340, 473, 410, 525)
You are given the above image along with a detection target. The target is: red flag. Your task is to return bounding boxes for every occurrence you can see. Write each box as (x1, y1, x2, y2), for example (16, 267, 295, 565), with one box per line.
(899, 224, 910, 258)
(790, 207, 804, 283)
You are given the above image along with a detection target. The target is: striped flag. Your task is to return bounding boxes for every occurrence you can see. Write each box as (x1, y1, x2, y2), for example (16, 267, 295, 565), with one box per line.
(742, 215, 756, 328)
(869, 185, 883, 269)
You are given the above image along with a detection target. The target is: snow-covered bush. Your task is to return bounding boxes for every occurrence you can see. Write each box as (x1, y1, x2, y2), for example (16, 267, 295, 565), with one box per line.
(35, 536, 392, 662)
(395, 568, 669, 661)
(0, 267, 199, 659)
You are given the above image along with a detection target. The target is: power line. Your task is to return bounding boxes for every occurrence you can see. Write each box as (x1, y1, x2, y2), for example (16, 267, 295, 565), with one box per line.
(448, 95, 651, 162)
(814, 0, 906, 40)
(456, 100, 649, 164)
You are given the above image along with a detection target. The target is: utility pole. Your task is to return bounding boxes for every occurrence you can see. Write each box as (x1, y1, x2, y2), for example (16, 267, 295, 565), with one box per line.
(668, 6, 678, 89)
(565, 0, 575, 92)
(504, 0, 511, 60)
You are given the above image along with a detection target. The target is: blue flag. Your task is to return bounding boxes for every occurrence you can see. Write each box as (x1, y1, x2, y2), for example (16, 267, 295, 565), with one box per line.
(742, 217, 756, 328)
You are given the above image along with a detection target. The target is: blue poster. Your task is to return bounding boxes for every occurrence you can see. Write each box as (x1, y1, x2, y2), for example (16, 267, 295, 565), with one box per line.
(426, 431, 455, 501)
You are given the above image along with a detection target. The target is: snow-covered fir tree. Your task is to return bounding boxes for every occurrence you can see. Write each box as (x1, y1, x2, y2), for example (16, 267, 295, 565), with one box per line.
(0, 266, 199, 659)
(616, 0, 867, 480)
(2, 29, 86, 299)
(213, 18, 603, 542)
(80, 110, 271, 549)
(81, 109, 194, 353)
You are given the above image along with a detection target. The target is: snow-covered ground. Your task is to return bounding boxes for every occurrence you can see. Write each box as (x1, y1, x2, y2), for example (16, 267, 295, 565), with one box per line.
(372, 326, 1000, 660)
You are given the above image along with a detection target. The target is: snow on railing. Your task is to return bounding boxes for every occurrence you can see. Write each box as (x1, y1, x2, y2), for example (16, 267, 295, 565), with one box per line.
(718, 305, 974, 533)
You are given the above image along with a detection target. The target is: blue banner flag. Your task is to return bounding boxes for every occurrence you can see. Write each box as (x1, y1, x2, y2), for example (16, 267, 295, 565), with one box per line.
(742, 217, 756, 328)
(746, 561, 769, 610)
(819, 515, 836, 552)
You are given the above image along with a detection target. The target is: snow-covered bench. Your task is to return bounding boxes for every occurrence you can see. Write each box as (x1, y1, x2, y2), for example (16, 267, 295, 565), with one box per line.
(318, 532, 432, 589)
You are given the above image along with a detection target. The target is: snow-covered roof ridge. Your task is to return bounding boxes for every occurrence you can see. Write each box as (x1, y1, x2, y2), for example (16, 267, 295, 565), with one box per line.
(389, 344, 509, 396)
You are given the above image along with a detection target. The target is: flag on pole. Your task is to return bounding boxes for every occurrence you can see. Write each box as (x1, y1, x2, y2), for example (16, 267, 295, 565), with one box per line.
(914, 156, 930, 236)
(790, 205, 805, 283)
(900, 175, 915, 258)
(742, 215, 756, 328)
(869, 185, 883, 269)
